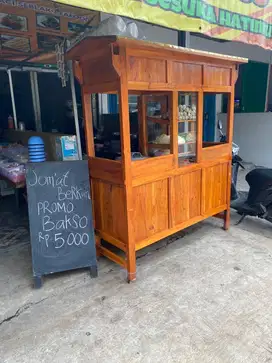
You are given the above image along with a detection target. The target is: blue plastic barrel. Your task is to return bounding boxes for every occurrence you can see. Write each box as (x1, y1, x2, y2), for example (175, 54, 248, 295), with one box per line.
(28, 136, 45, 162)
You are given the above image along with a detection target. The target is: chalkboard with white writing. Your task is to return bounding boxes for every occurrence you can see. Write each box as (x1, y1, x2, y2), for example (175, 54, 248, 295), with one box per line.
(26, 161, 97, 288)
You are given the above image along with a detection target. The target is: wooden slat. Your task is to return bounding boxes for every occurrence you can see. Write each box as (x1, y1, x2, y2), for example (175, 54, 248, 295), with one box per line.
(172, 61, 202, 86)
(170, 91, 178, 168)
(97, 231, 127, 252)
(127, 56, 167, 83)
(92, 180, 127, 243)
(202, 86, 232, 93)
(73, 61, 83, 84)
(132, 163, 201, 187)
(132, 179, 169, 243)
(168, 177, 174, 229)
(128, 81, 171, 91)
(202, 162, 229, 215)
(197, 91, 203, 163)
(119, 45, 136, 281)
(100, 246, 127, 268)
(138, 95, 148, 156)
(131, 154, 174, 179)
(171, 170, 202, 226)
(81, 91, 95, 157)
(202, 143, 231, 161)
(83, 82, 119, 94)
(204, 65, 232, 87)
(89, 157, 123, 185)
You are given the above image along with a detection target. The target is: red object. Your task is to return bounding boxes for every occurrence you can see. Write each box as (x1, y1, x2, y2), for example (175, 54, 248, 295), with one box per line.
(8, 115, 14, 129)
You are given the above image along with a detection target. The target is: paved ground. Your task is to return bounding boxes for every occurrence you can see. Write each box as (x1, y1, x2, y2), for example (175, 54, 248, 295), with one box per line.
(1, 167, 272, 363)
(1, 211, 272, 363)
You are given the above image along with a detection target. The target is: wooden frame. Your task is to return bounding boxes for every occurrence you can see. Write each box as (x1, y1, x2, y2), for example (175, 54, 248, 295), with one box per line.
(67, 36, 247, 282)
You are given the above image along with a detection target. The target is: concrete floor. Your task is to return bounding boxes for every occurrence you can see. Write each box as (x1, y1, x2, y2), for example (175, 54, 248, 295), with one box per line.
(1, 210, 272, 363)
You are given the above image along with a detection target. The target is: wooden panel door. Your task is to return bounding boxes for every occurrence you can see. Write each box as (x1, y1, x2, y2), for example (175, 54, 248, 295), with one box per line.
(172, 62, 202, 86)
(127, 56, 167, 83)
(92, 180, 127, 243)
(204, 66, 231, 86)
(171, 170, 201, 226)
(132, 179, 169, 242)
(202, 162, 229, 214)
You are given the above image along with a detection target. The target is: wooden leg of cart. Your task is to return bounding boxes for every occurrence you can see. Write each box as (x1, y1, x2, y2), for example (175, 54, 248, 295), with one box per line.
(95, 235, 102, 258)
(126, 244, 136, 283)
(119, 46, 137, 283)
(223, 209, 231, 231)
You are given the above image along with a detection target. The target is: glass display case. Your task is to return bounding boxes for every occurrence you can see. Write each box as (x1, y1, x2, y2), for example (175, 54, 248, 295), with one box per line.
(145, 94, 171, 157)
(178, 92, 197, 165)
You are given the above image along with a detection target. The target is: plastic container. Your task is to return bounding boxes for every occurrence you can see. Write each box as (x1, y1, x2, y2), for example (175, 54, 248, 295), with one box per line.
(28, 136, 45, 162)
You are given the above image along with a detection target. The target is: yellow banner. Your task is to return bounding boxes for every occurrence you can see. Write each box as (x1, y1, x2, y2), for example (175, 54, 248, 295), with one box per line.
(53, 0, 272, 49)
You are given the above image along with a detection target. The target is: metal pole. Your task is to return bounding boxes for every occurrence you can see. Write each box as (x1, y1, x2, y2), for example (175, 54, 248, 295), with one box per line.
(68, 60, 82, 160)
(178, 31, 190, 48)
(265, 52, 272, 112)
(7, 69, 18, 129)
(30, 71, 42, 132)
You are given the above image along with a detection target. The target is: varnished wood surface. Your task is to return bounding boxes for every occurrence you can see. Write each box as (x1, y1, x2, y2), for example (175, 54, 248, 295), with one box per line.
(119, 46, 136, 281)
(132, 179, 169, 243)
(202, 143, 231, 161)
(89, 157, 123, 185)
(131, 154, 174, 179)
(138, 95, 148, 156)
(92, 180, 127, 244)
(171, 170, 201, 226)
(202, 162, 229, 214)
(68, 36, 244, 280)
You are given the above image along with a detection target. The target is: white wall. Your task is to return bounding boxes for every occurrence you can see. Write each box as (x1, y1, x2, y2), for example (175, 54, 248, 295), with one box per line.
(219, 112, 272, 168)
(190, 35, 271, 63)
(192, 35, 272, 168)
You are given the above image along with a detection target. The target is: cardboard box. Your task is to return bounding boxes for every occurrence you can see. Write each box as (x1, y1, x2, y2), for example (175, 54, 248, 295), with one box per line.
(55, 136, 79, 161)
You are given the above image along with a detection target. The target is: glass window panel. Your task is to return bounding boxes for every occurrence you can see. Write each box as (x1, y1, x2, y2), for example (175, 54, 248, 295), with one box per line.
(178, 92, 197, 166)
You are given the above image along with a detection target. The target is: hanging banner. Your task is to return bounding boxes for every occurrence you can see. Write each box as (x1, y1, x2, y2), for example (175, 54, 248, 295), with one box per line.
(52, 0, 272, 50)
(0, 0, 99, 62)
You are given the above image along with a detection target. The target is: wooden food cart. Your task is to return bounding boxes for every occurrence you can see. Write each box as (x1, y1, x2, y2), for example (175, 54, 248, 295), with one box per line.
(67, 36, 247, 281)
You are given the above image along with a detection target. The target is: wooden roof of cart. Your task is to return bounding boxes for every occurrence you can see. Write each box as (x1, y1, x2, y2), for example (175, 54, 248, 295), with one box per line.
(66, 35, 248, 64)
(66, 35, 248, 95)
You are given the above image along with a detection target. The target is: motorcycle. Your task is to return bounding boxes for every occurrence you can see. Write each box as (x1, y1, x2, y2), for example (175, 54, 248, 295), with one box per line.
(217, 120, 243, 201)
(217, 120, 272, 225)
(232, 168, 272, 225)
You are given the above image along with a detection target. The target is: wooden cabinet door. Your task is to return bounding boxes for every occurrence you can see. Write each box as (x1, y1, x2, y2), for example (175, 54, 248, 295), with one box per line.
(202, 162, 229, 214)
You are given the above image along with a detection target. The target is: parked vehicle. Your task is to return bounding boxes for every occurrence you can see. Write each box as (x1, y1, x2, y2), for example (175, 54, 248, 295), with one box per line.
(233, 168, 272, 225)
(217, 120, 272, 225)
(217, 120, 243, 201)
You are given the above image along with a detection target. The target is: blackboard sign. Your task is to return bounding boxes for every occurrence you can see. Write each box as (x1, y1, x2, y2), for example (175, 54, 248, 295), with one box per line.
(26, 161, 97, 288)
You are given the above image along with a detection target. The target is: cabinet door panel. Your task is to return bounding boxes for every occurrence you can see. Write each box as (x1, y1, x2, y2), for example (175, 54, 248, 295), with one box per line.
(132, 179, 168, 242)
(203, 162, 229, 214)
(171, 170, 201, 226)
